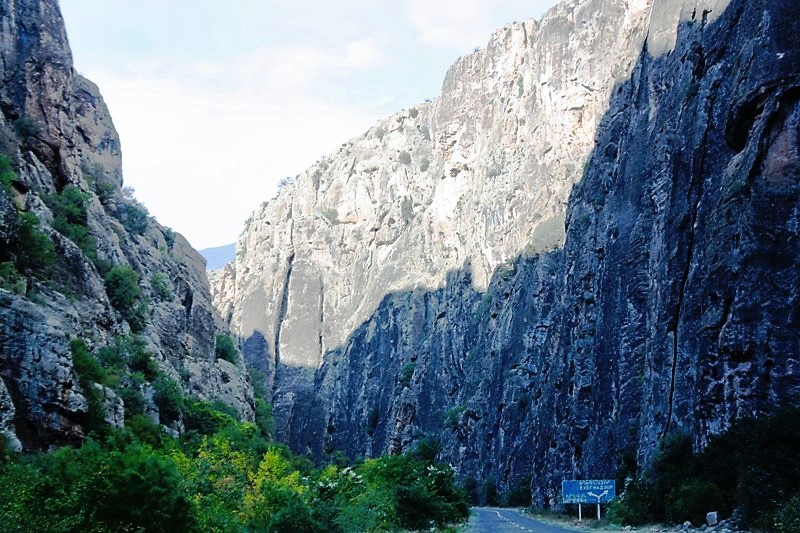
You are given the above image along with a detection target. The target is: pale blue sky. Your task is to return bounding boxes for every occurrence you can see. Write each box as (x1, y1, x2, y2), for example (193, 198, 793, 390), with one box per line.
(60, 0, 560, 248)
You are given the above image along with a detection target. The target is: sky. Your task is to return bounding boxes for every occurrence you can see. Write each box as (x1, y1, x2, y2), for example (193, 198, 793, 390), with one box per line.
(59, 0, 560, 249)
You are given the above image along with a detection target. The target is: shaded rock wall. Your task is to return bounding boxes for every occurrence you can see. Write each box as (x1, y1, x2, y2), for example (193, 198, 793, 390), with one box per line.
(219, 0, 799, 504)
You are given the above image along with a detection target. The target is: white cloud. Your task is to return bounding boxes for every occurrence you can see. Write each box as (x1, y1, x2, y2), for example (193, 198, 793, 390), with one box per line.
(89, 41, 384, 249)
(406, 0, 559, 50)
(407, 0, 494, 49)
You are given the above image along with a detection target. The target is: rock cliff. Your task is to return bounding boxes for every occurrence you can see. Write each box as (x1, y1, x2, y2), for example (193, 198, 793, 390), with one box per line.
(0, 0, 253, 451)
(217, 0, 799, 503)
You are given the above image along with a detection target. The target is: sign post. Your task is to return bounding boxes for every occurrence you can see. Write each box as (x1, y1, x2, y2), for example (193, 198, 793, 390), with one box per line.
(562, 479, 616, 522)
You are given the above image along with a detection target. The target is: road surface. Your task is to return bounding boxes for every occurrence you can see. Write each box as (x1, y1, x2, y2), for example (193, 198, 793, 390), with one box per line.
(464, 507, 581, 532)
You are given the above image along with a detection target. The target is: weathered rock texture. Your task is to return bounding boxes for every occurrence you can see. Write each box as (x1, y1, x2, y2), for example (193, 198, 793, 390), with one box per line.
(0, 0, 253, 450)
(219, 0, 659, 432)
(217, 0, 799, 504)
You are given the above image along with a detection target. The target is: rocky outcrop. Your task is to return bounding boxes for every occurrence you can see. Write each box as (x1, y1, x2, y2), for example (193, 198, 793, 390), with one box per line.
(217, 0, 659, 435)
(0, 0, 253, 450)
(217, 0, 799, 504)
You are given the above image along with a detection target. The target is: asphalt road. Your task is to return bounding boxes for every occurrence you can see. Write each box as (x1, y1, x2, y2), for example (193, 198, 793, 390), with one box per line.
(464, 507, 581, 533)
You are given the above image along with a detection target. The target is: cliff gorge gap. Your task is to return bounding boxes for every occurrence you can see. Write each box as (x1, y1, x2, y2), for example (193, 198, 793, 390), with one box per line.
(215, 0, 799, 506)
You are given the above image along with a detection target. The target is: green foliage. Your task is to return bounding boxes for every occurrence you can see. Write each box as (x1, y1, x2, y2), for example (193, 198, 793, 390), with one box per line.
(503, 475, 532, 507)
(408, 107, 419, 118)
(153, 375, 184, 425)
(117, 200, 149, 235)
(609, 407, 800, 528)
(45, 184, 97, 261)
(70, 338, 107, 386)
(398, 150, 412, 165)
(420, 157, 430, 172)
(482, 475, 499, 506)
(443, 404, 466, 429)
(150, 272, 172, 301)
(0, 261, 26, 294)
(81, 161, 116, 204)
(70, 339, 109, 435)
(255, 398, 274, 439)
(0, 154, 15, 192)
(249, 368, 269, 399)
(321, 207, 338, 224)
(0, 396, 469, 532)
(104, 266, 148, 332)
(215, 333, 239, 364)
(13, 116, 40, 138)
(15, 211, 57, 276)
(398, 361, 416, 387)
(774, 492, 800, 532)
(162, 227, 176, 249)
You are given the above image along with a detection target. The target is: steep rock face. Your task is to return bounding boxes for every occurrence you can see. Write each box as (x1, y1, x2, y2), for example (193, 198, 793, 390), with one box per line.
(0, 0, 253, 450)
(218, 0, 660, 435)
(279, 0, 799, 504)
(217, 0, 798, 504)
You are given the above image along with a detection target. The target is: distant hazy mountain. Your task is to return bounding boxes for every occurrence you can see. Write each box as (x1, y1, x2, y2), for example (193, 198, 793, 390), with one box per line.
(200, 243, 235, 270)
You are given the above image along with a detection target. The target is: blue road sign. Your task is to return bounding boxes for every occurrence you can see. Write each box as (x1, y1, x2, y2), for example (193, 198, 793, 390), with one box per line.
(561, 479, 616, 504)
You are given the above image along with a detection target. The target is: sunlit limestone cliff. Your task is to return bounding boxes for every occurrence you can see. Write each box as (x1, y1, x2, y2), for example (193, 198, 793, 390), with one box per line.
(0, 0, 253, 450)
(216, 0, 799, 504)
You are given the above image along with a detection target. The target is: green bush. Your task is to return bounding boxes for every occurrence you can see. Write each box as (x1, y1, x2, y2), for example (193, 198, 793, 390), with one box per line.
(610, 408, 800, 528)
(665, 479, 724, 526)
(774, 492, 800, 532)
(255, 398, 274, 439)
(0, 261, 26, 294)
(15, 212, 56, 276)
(398, 150, 412, 165)
(45, 184, 97, 261)
(150, 272, 172, 301)
(215, 333, 238, 364)
(0, 154, 15, 191)
(504, 475, 532, 507)
(399, 361, 416, 387)
(13, 117, 40, 139)
(153, 376, 184, 425)
(104, 266, 148, 332)
(70, 339, 107, 386)
(70, 339, 109, 434)
(117, 200, 149, 235)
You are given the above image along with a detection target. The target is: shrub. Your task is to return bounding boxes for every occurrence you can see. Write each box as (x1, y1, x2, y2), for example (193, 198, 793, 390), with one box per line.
(0, 261, 25, 294)
(408, 107, 419, 118)
(665, 479, 724, 526)
(774, 492, 800, 532)
(45, 184, 96, 261)
(104, 266, 148, 332)
(398, 151, 412, 165)
(150, 272, 172, 301)
(13, 117, 40, 139)
(15, 212, 56, 276)
(215, 334, 238, 364)
(70, 339, 107, 386)
(0, 155, 15, 192)
(255, 398, 274, 440)
(443, 405, 466, 430)
(70, 339, 109, 434)
(399, 362, 416, 387)
(420, 157, 430, 172)
(153, 376, 184, 425)
(117, 201, 149, 235)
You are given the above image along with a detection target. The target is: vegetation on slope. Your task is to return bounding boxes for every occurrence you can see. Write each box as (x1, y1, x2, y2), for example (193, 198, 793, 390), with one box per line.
(608, 406, 800, 531)
(0, 407, 469, 532)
